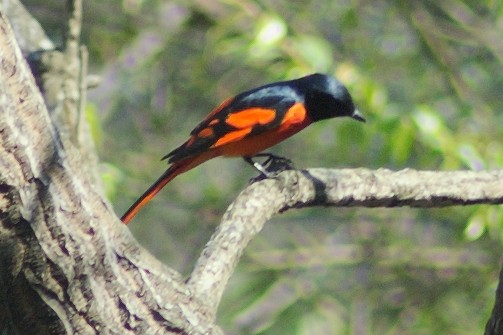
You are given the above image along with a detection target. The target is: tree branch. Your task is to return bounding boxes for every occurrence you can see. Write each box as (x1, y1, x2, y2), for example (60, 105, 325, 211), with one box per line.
(0, 0, 54, 53)
(187, 168, 503, 316)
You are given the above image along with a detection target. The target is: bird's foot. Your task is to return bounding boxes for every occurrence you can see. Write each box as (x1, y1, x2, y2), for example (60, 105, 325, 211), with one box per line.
(244, 153, 296, 182)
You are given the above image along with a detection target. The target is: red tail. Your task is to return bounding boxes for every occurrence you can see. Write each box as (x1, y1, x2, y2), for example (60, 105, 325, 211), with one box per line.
(121, 163, 185, 224)
(121, 150, 219, 224)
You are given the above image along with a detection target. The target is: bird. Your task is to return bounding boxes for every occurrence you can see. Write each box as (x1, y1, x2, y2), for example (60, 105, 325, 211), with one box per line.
(121, 73, 365, 224)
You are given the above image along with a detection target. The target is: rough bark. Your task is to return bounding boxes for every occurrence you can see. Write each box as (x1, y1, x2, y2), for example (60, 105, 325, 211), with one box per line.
(187, 168, 503, 315)
(0, 3, 221, 334)
(486, 262, 503, 335)
(1, 2, 503, 335)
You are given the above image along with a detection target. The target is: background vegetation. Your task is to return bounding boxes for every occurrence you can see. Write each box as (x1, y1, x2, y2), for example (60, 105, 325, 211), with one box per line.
(25, 0, 503, 333)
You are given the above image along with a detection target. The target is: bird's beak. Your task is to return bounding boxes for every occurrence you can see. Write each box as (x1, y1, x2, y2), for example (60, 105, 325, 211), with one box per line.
(351, 109, 366, 122)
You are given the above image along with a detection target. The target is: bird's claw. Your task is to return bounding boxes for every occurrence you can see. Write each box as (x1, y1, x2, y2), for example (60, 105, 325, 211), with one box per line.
(244, 153, 296, 182)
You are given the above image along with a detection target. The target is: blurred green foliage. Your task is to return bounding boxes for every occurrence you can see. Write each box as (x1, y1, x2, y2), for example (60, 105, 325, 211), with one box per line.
(26, 0, 503, 333)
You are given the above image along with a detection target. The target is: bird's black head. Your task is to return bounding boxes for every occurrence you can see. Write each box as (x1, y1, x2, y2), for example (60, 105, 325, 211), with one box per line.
(295, 73, 364, 123)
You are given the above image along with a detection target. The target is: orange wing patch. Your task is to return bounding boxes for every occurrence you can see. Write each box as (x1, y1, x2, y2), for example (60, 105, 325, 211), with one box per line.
(184, 135, 196, 148)
(211, 104, 307, 151)
(279, 103, 307, 128)
(204, 97, 234, 123)
(225, 108, 276, 129)
(197, 127, 214, 138)
(212, 127, 253, 148)
(215, 103, 310, 157)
